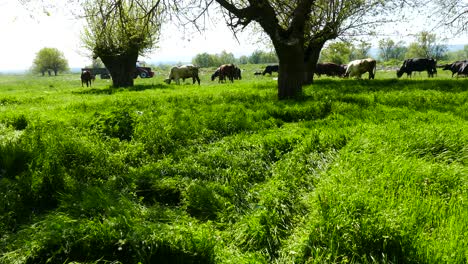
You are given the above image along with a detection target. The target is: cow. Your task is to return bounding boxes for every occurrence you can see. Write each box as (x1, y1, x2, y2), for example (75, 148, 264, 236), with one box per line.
(254, 71, 263, 75)
(344, 58, 377, 79)
(442, 60, 468, 77)
(458, 61, 468, 77)
(234, 66, 242, 80)
(315, 63, 347, 77)
(397, 58, 437, 78)
(262, 65, 279, 76)
(81, 70, 93, 87)
(164, 64, 200, 85)
(211, 64, 238, 83)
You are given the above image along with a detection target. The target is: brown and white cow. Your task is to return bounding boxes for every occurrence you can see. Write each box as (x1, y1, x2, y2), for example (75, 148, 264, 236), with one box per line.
(164, 64, 200, 85)
(344, 58, 377, 79)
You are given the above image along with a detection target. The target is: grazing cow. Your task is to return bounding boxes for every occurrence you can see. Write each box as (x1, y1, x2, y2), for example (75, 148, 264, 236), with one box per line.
(315, 63, 347, 77)
(262, 65, 279, 76)
(397, 58, 437, 78)
(164, 64, 200, 85)
(212, 64, 237, 83)
(442, 60, 468, 77)
(344, 58, 377, 79)
(458, 61, 468, 77)
(81, 70, 92, 87)
(234, 66, 242, 80)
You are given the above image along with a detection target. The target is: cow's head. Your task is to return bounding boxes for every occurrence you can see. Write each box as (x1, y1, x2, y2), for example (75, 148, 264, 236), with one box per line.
(396, 69, 404, 78)
(164, 78, 171, 84)
(442, 64, 452, 70)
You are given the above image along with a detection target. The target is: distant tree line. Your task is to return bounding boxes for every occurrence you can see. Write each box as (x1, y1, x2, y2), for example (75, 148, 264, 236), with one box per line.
(192, 50, 278, 68)
(319, 31, 467, 66)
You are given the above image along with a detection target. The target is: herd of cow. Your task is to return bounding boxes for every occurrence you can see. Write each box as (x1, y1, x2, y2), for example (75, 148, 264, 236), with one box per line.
(315, 58, 468, 79)
(81, 58, 467, 87)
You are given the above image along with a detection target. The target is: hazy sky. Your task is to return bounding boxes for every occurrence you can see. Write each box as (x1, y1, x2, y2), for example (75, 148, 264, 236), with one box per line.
(0, 1, 466, 72)
(0, 1, 261, 71)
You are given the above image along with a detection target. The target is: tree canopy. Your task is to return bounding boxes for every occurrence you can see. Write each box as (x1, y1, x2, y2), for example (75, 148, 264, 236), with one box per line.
(81, 0, 165, 87)
(404, 31, 448, 60)
(31, 47, 69, 76)
(178, 0, 410, 98)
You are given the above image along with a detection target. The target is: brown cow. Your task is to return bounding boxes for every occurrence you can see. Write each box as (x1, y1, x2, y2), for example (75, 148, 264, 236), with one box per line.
(81, 70, 93, 87)
(212, 64, 237, 83)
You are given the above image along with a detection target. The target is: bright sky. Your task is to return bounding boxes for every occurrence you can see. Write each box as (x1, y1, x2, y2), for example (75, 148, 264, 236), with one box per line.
(0, 1, 261, 72)
(0, 1, 466, 72)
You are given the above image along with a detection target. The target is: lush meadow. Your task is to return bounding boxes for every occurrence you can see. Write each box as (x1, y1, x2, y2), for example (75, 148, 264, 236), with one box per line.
(0, 67, 467, 263)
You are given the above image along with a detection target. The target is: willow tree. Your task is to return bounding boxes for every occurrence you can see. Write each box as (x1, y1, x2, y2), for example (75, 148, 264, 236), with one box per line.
(81, 0, 164, 87)
(201, 0, 405, 98)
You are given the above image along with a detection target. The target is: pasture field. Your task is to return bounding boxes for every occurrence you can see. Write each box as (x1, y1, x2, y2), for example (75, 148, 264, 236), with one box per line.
(0, 66, 467, 263)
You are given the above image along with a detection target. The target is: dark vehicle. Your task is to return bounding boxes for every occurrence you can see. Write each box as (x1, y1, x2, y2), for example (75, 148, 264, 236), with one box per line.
(134, 66, 155, 78)
(81, 66, 155, 80)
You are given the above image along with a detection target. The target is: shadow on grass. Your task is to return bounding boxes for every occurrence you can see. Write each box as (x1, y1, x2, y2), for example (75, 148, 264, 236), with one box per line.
(73, 83, 170, 95)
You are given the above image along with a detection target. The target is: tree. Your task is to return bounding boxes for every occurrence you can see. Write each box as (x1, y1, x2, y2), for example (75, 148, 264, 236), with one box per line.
(248, 50, 278, 64)
(32, 47, 69, 76)
(350, 41, 371, 61)
(189, 0, 407, 99)
(319, 42, 351, 64)
(81, 0, 164, 87)
(238, 55, 249, 64)
(192, 52, 217, 68)
(405, 31, 448, 60)
(218, 50, 236, 64)
(428, 0, 467, 34)
(378, 38, 407, 61)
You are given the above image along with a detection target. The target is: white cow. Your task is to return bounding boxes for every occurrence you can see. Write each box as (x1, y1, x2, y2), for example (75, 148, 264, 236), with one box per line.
(164, 64, 200, 85)
(344, 58, 377, 79)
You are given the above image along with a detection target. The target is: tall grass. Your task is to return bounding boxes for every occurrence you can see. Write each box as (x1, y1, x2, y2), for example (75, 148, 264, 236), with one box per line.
(0, 70, 467, 263)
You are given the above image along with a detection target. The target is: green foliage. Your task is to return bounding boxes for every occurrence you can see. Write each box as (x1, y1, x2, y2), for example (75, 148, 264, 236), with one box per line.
(31, 47, 69, 76)
(405, 31, 448, 60)
(0, 71, 467, 263)
(319, 42, 352, 64)
(192, 50, 277, 67)
(91, 108, 136, 141)
(378, 38, 407, 61)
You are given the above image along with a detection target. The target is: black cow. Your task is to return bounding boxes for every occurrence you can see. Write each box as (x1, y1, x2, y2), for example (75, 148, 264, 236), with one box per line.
(234, 67, 242, 80)
(262, 65, 279, 76)
(397, 58, 437, 78)
(81, 70, 92, 87)
(315, 63, 347, 77)
(442, 60, 468, 77)
(458, 61, 468, 77)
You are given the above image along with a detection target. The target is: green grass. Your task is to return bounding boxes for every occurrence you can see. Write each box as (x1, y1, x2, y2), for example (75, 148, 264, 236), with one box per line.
(0, 67, 467, 263)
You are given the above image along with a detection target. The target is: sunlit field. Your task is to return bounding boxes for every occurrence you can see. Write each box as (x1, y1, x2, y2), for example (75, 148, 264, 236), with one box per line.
(1, 65, 467, 263)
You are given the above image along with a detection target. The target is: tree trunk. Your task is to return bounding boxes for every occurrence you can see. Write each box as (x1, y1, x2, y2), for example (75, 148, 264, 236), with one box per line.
(99, 52, 138, 88)
(303, 41, 325, 85)
(275, 44, 305, 99)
